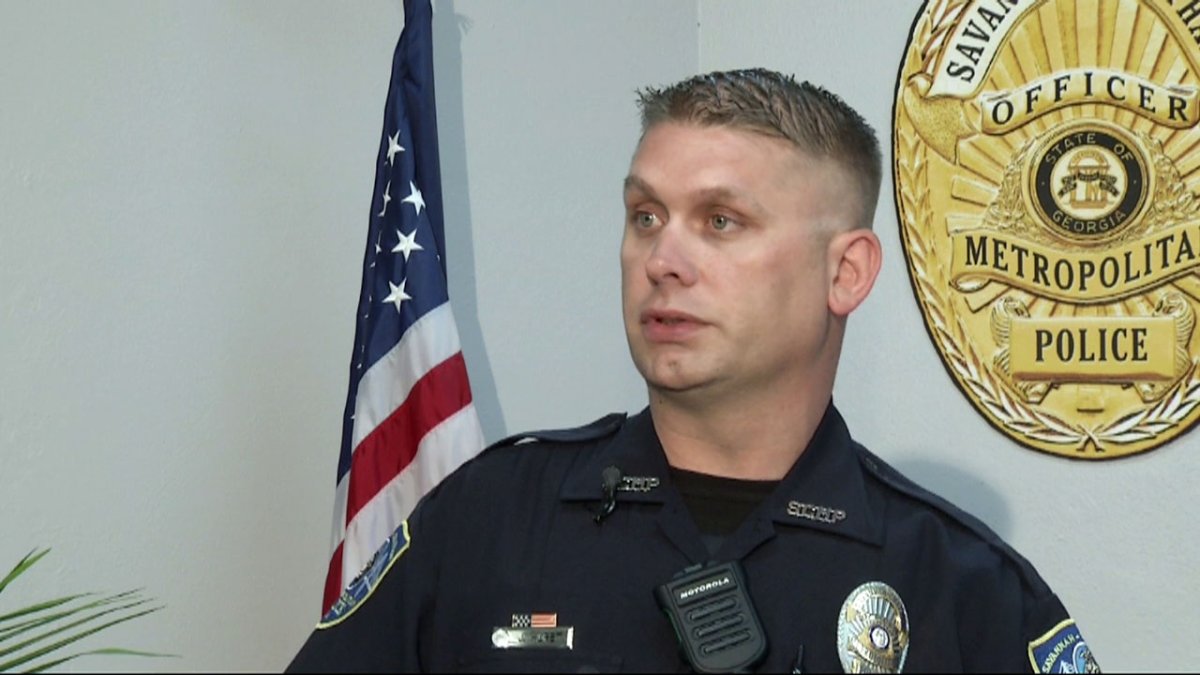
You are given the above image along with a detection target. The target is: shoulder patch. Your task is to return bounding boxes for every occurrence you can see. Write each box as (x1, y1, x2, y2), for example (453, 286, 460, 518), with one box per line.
(1028, 619, 1099, 674)
(317, 521, 410, 629)
(486, 412, 626, 450)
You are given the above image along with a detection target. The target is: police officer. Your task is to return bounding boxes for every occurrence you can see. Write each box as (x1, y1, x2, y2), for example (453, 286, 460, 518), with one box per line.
(288, 69, 1098, 673)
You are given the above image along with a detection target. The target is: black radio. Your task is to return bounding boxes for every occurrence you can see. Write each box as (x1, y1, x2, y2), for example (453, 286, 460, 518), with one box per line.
(654, 560, 767, 673)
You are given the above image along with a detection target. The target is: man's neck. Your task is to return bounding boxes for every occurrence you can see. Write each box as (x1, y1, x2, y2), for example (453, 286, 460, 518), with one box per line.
(648, 387, 832, 481)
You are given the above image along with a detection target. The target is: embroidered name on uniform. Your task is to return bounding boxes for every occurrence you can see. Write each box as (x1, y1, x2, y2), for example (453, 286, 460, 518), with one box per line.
(617, 476, 660, 492)
(786, 501, 847, 524)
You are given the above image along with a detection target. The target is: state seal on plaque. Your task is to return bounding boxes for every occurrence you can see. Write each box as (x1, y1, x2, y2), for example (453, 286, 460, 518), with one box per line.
(894, 0, 1200, 458)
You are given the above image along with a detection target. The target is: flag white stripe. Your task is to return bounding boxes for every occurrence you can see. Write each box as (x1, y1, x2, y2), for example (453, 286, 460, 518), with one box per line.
(331, 303, 461, 556)
(351, 302, 462, 449)
(338, 404, 484, 584)
(328, 472, 350, 555)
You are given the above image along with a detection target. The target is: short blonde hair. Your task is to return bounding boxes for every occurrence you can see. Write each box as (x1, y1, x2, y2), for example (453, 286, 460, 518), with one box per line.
(637, 68, 881, 230)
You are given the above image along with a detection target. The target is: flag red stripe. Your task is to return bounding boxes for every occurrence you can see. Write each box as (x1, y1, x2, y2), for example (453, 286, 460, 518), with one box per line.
(322, 541, 345, 614)
(344, 352, 472, 526)
(531, 614, 557, 627)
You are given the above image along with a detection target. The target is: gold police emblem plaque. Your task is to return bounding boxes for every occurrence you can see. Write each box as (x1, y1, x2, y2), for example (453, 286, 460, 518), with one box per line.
(895, 0, 1200, 458)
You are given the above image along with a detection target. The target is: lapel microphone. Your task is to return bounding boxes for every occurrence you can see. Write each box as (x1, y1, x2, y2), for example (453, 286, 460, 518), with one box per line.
(593, 466, 623, 524)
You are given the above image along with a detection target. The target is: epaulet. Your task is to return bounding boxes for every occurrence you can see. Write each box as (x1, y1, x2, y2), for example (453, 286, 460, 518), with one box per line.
(484, 412, 627, 451)
(853, 442, 1031, 572)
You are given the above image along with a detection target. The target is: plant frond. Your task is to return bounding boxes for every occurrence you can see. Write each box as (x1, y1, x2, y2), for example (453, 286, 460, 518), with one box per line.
(0, 591, 147, 644)
(0, 550, 166, 672)
(21, 647, 176, 673)
(0, 604, 163, 671)
(0, 551, 50, 596)
(0, 597, 158, 658)
(0, 594, 93, 626)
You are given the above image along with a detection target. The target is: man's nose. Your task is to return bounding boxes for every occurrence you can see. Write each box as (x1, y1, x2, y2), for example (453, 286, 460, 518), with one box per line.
(645, 224, 699, 287)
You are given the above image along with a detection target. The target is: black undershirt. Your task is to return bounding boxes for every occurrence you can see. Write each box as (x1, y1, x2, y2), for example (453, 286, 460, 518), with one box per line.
(669, 466, 780, 556)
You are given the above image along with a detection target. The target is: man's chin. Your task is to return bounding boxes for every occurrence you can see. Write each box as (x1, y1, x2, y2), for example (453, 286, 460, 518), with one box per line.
(641, 368, 715, 397)
(629, 346, 722, 392)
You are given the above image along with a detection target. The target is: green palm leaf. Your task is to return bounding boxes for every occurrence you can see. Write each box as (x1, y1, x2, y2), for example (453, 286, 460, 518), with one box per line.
(0, 594, 94, 626)
(0, 591, 137, 641)
(0, 551, 49, 596)
(23, 648, 167, 674)
(0, 549, 173, 673)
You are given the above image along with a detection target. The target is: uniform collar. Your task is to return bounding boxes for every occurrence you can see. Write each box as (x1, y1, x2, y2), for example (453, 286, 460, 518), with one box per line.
(559, 403, 884, 547)
(764, 404, 884, 547)
(560, 408, 671, 504)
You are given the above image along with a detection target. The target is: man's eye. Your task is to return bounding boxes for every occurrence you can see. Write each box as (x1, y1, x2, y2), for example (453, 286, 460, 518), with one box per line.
(634, 212, 658, 228)
(711, 214, 734, 231)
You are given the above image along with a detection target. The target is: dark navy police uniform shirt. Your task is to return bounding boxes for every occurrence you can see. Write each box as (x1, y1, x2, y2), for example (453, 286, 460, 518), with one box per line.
(288, 405, 1098, 673)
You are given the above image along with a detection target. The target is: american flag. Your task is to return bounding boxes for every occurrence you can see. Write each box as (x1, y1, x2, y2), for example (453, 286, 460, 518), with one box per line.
(531, 613, 559, 628)
(322, 0, 484, 616)
(511, 613, 559, 629)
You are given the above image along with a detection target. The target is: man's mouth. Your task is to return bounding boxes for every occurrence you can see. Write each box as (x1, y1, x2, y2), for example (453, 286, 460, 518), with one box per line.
(640, 310, 705, 341)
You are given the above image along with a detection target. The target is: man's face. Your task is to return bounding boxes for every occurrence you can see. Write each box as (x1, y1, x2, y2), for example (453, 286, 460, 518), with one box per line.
(621, 121, 858, 400)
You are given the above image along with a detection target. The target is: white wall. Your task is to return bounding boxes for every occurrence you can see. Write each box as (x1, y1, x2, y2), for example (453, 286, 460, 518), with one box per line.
(0, 0, 1192, 671)
(1, 2, 402, 671)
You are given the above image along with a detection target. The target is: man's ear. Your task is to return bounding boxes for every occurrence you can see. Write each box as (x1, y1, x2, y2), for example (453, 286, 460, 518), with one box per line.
(827, 229, 882, 317)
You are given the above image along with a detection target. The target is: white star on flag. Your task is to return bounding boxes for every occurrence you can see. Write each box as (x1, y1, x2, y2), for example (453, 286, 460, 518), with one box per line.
(378, 181, 392, 217)
(401, 181, 425, 215)
(392, 229, 424, 261)
(382, 279, 411, 312)
(386, 130, 405, 166)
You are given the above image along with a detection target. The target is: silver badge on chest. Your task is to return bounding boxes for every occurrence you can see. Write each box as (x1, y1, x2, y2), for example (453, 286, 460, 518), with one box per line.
(836, 582, 909, 673)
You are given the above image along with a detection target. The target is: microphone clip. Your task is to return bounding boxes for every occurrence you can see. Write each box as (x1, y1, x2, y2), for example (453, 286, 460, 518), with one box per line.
(593, 466, 622, 524)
